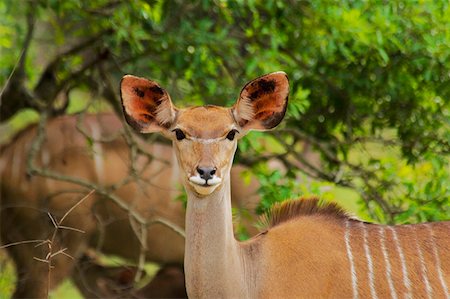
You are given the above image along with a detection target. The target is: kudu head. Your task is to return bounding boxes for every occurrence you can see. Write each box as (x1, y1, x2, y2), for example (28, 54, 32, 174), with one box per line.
(120, 72, 289, 197)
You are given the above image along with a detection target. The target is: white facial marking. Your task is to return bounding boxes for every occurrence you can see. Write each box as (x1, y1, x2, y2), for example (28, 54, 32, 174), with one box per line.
(207, 176, 222, 185)
(189, 175, 222, 186)
(344, 220, 359, 299)
(189, 175, 206, 185)
(184, 125, 238, 144)
(388, 226, 412, 299)
(379, 226, 397, 299)
(426, 224, 449, 298)
(189, 137, 221, 144)
(361, 222, 378, 299)
(189, 126, 239, 144)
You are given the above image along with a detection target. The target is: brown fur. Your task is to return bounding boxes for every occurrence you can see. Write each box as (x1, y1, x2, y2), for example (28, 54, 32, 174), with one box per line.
(256, 210, 450, 298)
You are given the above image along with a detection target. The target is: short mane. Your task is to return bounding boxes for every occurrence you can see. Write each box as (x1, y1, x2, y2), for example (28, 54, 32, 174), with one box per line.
(259, 197, 353, 231)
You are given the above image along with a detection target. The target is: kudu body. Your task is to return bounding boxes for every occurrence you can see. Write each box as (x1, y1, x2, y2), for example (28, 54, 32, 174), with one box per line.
(0, 113, 259, 298)
(121, 72, 450, 299)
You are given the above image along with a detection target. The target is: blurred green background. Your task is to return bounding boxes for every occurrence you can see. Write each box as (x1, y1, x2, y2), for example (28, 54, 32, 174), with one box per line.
(1, 0, 449, 297)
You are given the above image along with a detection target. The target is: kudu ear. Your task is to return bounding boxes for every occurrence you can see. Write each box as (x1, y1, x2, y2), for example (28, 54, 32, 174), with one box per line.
(120, 75, 177, 133)
(233, 72, 289, 131)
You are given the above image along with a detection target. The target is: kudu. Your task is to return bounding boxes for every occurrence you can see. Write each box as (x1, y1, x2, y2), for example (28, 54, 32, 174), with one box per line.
(121, 72, 450, 299)
(0, 113, 259, 298)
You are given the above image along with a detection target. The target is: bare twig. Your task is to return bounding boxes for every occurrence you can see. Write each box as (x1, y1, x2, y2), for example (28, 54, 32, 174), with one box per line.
(47, 212, 58, 228)
(60, 190, 96, 225)
(0, 239, 47, 249)
(37, 189, 96, 296)
(135, 223, 148, 282)
(58, 226, 86, 234)
(149, 217, 186, 238)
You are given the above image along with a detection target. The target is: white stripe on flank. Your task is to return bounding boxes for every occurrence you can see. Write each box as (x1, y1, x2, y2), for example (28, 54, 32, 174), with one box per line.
(413, 226, 433, 299)
(388, 226, 412, 299)
(426, 223, 449, 298)
(379, 227, 397, 299)
(345, 220, 359, 299)
(90, 123, 104, 183)
(361, 223, 378, 299)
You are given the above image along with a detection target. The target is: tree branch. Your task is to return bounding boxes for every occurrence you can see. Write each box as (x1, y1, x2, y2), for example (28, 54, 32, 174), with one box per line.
(0, 1, 37, 121)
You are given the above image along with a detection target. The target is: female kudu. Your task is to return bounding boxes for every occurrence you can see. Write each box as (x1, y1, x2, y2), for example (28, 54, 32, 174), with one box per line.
(121, 72, 449, 299)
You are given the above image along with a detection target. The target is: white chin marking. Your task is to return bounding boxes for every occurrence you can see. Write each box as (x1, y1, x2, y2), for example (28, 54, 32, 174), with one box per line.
(189, 175, 222, 195)
(192, 184, 219, 195)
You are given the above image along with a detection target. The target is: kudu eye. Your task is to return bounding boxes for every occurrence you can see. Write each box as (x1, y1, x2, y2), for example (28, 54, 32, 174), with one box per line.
(226, 129, 238, 141)
(172, 129, 186, 141)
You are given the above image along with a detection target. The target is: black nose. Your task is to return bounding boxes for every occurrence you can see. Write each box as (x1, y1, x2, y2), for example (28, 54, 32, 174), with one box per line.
(196, 166, 216, 181)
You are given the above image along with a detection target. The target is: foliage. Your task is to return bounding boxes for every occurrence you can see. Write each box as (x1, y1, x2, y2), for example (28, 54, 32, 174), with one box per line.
(0, 253, 15, 298)
(1, 0, 449, 225)
(378, 153, 450, 224)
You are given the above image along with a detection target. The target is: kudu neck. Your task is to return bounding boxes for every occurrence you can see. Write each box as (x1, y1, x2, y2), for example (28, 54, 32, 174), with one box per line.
(185, 172, 236, 248)
(184, 173, 247, 298)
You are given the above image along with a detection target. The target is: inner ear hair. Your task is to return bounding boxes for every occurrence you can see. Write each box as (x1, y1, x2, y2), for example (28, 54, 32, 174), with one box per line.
(233, 96, 255, 128)
(155, 96, 177, 128)
(234, 72, 289, 131)
(120, 75, 176, 133)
